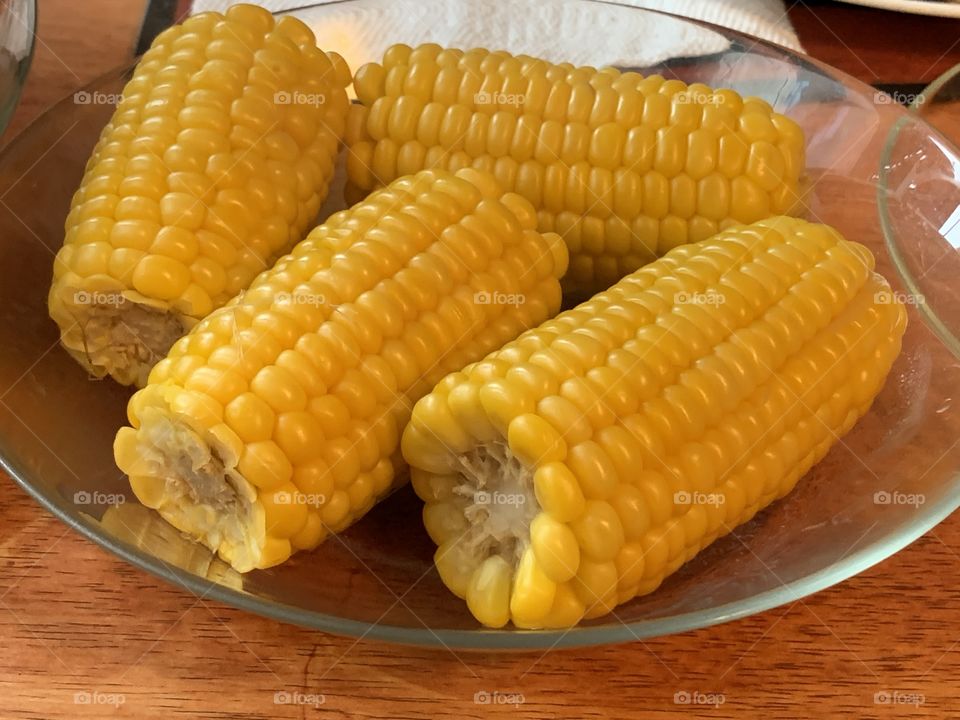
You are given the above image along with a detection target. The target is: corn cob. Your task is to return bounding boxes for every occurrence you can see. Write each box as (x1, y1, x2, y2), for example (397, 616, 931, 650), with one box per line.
(345, 44, 806, 293)
(402, 216, 906, 628)
(113, 168, 568, 572)
(48, 4, 351, 386)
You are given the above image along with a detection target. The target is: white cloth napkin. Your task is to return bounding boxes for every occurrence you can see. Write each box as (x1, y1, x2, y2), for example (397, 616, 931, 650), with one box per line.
(191, 0, 802, 72)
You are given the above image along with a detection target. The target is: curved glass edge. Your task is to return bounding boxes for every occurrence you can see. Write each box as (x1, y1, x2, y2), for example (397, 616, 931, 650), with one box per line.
(877, 69, 960, 362)
(7, 446, 960, 649)
(910, 62, 960, 113)
(2, 2, 958, 648)
(0, 0, 36, 140)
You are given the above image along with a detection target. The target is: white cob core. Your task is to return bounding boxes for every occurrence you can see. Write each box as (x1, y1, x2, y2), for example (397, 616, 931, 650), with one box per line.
(64, 296, 184, 386)
(454, 442, 539, 569)
(131, 408, 264, 572)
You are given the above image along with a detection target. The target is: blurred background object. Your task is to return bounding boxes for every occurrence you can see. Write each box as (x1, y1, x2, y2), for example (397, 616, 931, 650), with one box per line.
(790, 1, 960, 86)
(4, 0, 956, 145)
(157, 1, 960, 87)
(189, 0, 804, 69)
(4, 0, 143, 138)
(834, 0, 960, 18)
(0, 0, 35, 140)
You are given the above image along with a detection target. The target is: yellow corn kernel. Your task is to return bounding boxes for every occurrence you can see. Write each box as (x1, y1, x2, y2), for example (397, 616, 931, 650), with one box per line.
(127, 474, 166, 510)
(510, 546, 557, 625)
(114, 169, 567, 572)
(49, 5, 351, 386)
(403, 216, 907, 628)
(347, 44, 806, 293)
(507, 413, 567, 465)
(260, 483, 309, 538)
(466, 555, 513, 628)
(237, 441, 294, 490)
(530, 513, 580, 582)
(431, 537, 478, 599)
(533, 461, 587, 522)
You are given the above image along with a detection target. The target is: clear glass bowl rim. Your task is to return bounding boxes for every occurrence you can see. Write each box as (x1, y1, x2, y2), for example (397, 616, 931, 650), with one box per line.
(875, 60, 960, 361)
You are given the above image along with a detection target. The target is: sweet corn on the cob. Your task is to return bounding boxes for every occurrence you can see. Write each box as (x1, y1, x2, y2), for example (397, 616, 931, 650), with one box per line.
(49, 5, 351, 386)
(113, 168, 568, 572)
(402, 217, 906, 628)
(346, 44, 806, 293)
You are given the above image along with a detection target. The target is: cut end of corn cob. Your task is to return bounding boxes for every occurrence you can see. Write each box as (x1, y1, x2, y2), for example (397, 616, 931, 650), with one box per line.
(114, 168, 567, 572)
(49, 4, 351, 385)
(50, 290, 189, 386)
(402, 216, 907, 628)
(115, 395, 265, 571)
(346, 43, 806, 293)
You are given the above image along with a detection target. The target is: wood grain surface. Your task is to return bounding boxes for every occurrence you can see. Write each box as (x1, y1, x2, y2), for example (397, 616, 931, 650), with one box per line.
(2, 2, 959, 719)
(788, 1, 960, 85)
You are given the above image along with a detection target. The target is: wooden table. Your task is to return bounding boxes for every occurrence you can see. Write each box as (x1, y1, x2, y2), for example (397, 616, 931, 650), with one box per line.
(2, 2, 959, 718)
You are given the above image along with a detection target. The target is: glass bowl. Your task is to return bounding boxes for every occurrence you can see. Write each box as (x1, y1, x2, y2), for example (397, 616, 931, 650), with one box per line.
(0, 0, 35, 137)
(1, 0, 959, 649)
(879, 61, 960, 360)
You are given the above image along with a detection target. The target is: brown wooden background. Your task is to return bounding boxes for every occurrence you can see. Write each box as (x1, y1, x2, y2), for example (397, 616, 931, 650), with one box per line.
(1, 1, 958, 718)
